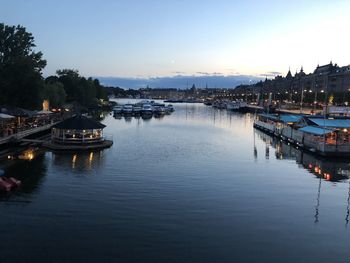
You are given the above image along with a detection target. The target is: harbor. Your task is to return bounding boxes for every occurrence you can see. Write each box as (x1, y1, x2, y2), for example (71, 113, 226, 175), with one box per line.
(1, 102, 350, 262)
(2, 1, 350, 261)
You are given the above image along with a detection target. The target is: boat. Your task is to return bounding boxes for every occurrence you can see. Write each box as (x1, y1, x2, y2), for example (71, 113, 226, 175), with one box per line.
(2, 177, 21, 188)
(141, 104, 153, 115)
(165, 104, 174, 112)
(204, 100, 213, 106)
(0, 175, 21, 192)
(113, 105, 123, 114)
(227, 101, 248, 112)
(0, 178, 11, 192)
(122, 104, 133, 114)
(153, 104, 166, 115)
(133, 105, 142, 114)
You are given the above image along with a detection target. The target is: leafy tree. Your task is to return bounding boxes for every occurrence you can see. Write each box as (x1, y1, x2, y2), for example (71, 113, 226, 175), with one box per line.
(42, 82, 66, 107)
(55, 69, 108, 106)
(0, 23, 46, 109)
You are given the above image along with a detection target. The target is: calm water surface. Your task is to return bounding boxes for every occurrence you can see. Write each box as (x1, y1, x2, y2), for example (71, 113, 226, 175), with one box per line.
(1, 100, 350, 262)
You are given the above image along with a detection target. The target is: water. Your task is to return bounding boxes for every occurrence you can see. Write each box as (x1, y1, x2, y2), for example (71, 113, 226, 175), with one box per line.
(1, 100, 350, 263)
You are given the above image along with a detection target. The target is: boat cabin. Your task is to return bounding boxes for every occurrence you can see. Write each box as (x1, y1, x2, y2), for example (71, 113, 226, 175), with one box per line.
(51, 115, 106, 144)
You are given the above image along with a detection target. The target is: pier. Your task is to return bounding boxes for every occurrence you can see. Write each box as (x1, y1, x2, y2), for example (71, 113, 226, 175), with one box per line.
(0, 123, 55, 146)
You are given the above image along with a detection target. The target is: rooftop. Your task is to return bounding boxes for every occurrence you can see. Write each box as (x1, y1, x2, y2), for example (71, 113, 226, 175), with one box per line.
(53, 115, 106, 130)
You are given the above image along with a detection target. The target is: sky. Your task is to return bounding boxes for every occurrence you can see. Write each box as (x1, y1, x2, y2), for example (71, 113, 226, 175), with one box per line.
(1, 0, 350, 88)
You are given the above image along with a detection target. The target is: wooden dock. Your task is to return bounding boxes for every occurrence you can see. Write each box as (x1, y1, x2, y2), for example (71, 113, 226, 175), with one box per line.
(43, 140, 113, 151)
(0, 123, 54, 146)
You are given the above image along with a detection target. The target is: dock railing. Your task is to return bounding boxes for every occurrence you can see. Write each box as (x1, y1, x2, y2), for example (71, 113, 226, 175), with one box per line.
(0, 123, 55, 145)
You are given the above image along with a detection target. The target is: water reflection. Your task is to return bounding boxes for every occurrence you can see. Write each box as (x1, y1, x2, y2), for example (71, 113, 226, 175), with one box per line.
(52, 151, 105, 172)
(346, 182, 350, 226)
(255, 129, 350, 182)
(255, 128, 350, 224)
(1, 153, 47, 198)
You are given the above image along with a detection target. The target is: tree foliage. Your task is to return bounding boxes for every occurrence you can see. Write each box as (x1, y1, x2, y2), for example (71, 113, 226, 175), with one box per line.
(0, 23, 46, 109)
(42, 82, 66, 107)
(52, 69, 107, 106)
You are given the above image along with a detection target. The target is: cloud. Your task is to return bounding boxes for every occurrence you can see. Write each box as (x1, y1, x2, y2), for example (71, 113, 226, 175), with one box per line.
(96, 74, 264, 89)
(259, 71, 283, 77)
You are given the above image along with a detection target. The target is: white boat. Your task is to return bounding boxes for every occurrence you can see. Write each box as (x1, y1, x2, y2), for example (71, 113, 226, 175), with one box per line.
(141, 104, 153, 114)
(133, 105, 142, 114)
(122, 104, 133, 114)
(227, 101, 248, 112)
(153, 104, 166, 115)
(113, 105, 123, 114)
(166, 104, 174, 112)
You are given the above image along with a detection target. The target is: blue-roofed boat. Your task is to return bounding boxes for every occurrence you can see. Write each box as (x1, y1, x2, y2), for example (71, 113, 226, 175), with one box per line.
(254, 113, 350, 156)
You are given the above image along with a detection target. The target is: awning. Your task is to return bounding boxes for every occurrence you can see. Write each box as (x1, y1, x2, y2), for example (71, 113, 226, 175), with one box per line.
(298, 126, 334, 135)
(279, 115, 302, 123)
(36, 110, 53, 115)
(307, 118, 350, 128)
(0, 113, 15, 119)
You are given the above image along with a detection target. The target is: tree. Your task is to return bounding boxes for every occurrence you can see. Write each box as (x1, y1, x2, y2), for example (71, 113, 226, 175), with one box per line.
(42, 82, 66, 107)
(56, 69, 108, 106)
(0, 23, 46, 109)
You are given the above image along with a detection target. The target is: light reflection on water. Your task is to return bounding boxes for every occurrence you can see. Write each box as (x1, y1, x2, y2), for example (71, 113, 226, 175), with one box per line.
(0, 100, 350, 262)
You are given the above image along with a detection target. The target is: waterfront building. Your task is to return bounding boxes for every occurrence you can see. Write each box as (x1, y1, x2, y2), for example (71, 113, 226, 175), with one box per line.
(46, 115, 113, 150)
(234, 62, 350, 105)
(254, 113, 350, 156)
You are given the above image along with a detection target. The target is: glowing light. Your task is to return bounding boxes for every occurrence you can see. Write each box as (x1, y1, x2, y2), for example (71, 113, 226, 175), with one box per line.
(343, 128, 348, 132)
(72, 154, 77, 169)
(89, 152, 94, 162)
(18, 149, 35, 161)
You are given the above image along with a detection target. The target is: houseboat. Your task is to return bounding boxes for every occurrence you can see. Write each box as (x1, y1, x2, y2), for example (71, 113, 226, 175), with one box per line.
(226, 101, 248, 112)
(254, 113, 350, 156)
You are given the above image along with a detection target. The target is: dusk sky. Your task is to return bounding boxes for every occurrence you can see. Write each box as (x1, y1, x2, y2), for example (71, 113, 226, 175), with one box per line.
(2, 0, 350, 83)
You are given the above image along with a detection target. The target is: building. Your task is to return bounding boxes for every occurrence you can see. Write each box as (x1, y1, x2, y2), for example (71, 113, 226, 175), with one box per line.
(234, 62, 350, 105)
(45, 115, 113, 150)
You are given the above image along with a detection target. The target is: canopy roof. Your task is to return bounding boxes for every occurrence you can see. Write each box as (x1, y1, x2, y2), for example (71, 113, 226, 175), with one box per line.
(53, 115, 106, 130)
(279, 115, 302, 123)
(298, 126, 334, 135)
(259, 113, 302, 123)
(0, 113, 15, 119)
(307, 118, 350, 128)
(36, 110, 53, 115)
(4, 108, 36, 117)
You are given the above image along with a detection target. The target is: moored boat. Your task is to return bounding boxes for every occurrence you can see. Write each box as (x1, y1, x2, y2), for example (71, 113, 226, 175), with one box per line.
(133, 105, 142, 114)
(141, 104, 153, 115)
(122, 104, 133, 114)
(153, 104, 166, 115)
(113, 105, 123, 114)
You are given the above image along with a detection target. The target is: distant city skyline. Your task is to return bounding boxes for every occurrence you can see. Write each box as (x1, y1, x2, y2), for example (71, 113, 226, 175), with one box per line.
(1, 0, 350, 81)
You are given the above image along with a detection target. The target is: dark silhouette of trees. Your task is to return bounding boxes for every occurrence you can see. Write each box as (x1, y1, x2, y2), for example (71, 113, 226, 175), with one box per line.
(52, 69, 107, 106)
(0, 23, 46, 109)
(42, 82, 66, 107)
(0, 23, 109, 109)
